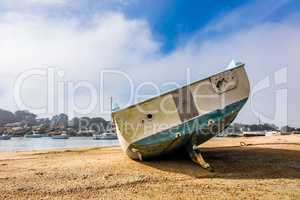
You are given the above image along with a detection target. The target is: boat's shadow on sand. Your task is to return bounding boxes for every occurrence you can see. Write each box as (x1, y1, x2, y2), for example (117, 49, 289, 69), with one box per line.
(141, 146, 300, 179)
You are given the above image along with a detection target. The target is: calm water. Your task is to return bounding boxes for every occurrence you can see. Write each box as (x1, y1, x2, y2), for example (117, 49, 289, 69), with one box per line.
(0, 137, 119, 152)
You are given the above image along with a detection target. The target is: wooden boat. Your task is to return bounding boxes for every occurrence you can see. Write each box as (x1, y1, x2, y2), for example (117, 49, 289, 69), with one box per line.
(112, 61, 250, 170)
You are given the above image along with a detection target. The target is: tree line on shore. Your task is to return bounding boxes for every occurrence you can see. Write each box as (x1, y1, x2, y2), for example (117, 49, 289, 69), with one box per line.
(0, 109, 110, 136)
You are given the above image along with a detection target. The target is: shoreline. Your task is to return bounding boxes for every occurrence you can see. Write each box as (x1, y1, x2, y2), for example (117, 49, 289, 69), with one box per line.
(0, 135, 299, 199)
(0, 145, 121, 157)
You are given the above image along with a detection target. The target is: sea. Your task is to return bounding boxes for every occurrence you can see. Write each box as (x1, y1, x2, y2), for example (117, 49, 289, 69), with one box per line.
(0, 137, 119, 152)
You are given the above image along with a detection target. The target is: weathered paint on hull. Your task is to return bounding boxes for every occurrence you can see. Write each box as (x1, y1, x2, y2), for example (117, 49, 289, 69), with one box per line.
(112, 63, 250, 162)
(126, 98, 248, 160)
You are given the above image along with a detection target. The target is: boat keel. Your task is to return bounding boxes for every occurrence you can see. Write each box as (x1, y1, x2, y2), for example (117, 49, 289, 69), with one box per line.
(187, 134, 214, 171)
(189, 147, 213, 171)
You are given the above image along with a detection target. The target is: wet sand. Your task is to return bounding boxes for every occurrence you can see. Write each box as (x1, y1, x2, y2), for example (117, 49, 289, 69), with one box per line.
(0, 135, 300, 200)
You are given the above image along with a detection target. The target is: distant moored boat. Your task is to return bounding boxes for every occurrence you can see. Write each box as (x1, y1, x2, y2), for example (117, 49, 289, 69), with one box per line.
(51, 133, 69, 139)
(0, 134, 11, 140)
(93, 132, 118, 140)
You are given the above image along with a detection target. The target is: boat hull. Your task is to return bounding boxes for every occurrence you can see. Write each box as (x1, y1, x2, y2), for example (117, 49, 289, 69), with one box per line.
(112, 63, 250, 161)
(125, 98, 247, 159)
(51, 135, 69, 139)
(0, 135, 11, 140)
(24, 135, 42, 138)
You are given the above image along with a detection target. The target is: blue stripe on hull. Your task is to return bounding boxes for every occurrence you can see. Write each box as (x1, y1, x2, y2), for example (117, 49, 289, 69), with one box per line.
(126, 98, 248, 160)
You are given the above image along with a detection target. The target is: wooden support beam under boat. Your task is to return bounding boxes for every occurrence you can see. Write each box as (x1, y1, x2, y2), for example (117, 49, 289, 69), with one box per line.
(189, 146, 213, 171)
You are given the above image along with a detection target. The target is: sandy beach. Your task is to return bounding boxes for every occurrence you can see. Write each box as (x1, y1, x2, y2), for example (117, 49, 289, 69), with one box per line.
(0, 135, 299, 200)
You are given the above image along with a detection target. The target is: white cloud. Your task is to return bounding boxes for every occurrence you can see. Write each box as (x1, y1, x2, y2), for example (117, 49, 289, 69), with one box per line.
(2, 0, 68, 6)
(0, 11, 160, 118)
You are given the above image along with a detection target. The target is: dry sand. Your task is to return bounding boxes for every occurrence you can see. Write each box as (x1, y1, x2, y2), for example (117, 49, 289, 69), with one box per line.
(0, 135, 299, 200)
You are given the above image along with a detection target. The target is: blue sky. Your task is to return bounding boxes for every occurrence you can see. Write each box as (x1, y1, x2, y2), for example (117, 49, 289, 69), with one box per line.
(0, 0, 299, 127)
(117, 0, 250, 52)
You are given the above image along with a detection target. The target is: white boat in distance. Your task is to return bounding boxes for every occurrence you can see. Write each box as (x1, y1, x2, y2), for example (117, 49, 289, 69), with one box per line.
(93, 132, 118, 140)
(112, 61, 250, 170)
